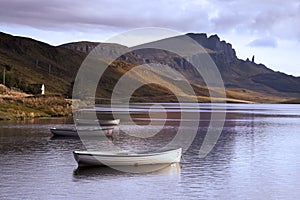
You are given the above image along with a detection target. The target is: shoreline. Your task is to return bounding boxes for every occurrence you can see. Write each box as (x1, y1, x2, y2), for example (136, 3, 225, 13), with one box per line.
(1, 98, 299, 121)
(1, 84, 299, 121)
(0, 95, 72, 120)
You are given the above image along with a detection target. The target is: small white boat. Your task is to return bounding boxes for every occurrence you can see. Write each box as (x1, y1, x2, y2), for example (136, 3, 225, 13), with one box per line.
(75, 119, 120, 126)
(50, 127, 114, 137)
(73, 148, 182, 167)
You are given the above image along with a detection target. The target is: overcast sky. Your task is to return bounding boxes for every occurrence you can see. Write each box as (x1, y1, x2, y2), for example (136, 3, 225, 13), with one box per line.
(0, 0, 299, 76)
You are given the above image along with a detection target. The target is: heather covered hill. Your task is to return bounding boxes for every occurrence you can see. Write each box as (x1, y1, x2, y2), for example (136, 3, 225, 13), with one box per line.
(0, 32, 85, 96)
(0, 31, 299, 103)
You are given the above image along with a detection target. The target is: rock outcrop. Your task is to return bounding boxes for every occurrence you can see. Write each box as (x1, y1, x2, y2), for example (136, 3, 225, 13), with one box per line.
(60, 42, 129, 59)
(186, 33, 237, 61)
(60, 42, 99, 53)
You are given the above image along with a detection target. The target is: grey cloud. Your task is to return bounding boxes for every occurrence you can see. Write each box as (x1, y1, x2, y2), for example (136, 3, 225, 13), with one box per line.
(0, 0, 211, 32)
(209, 0, 300, 39)
(0, 0, 300, 41)
(247, 37, 278, 48)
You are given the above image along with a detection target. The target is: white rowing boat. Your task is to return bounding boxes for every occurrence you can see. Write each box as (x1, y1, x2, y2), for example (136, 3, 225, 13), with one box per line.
(73, 148, 182, 167)
(50, 127, 114, 137)
(75, 119, 120, 126)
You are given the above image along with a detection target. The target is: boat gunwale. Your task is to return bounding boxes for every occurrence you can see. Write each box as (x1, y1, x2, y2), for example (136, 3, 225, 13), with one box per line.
(73, 148, 182, 158)
(50, 127, 114, 132)
(75, 119, 120, 125)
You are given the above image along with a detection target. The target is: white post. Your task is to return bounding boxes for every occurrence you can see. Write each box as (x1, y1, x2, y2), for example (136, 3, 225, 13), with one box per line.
(41, 84, 45, 95)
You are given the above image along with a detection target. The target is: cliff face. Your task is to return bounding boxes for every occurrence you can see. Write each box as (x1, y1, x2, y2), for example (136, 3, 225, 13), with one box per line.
(59, 42, 129, 59)
(113, 33, 300, 96)
(59, 42, 99, 54)
(186, 33, 237, 61)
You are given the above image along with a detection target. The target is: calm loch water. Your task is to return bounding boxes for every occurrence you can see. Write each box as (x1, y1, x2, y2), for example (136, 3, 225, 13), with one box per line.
(0, 104, 300, 199)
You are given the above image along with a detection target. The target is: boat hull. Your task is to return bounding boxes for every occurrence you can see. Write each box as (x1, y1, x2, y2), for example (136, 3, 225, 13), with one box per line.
(50, 127, 113, 137)
(73, 148, 182, 167)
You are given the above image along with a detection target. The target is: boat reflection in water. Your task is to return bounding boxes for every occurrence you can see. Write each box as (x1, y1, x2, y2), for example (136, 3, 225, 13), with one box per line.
(73, 162, 181, 178)
(50, 126, 115, 137)
(75, 119, 120, 126)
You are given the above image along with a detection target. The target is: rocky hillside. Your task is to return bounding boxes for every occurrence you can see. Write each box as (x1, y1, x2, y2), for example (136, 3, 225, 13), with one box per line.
(0, 31, 300, 103)
(120, 33, 300, 98)
(187, 33, 300, 96)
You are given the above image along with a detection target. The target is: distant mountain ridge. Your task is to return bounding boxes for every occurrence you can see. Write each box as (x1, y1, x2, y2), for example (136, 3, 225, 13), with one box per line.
(0, 31, 299, 103)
